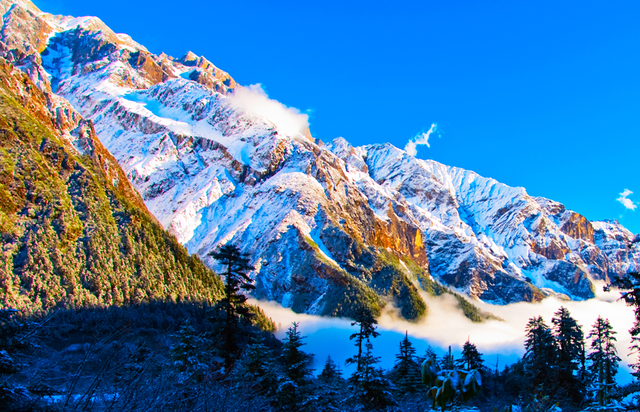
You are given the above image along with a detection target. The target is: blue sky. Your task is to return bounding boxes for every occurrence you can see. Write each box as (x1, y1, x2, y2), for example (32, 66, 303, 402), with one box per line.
(37, 0, 640, 233)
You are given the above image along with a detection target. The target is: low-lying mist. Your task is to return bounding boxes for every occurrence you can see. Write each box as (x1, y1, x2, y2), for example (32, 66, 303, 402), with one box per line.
(250, 282, 637, 384)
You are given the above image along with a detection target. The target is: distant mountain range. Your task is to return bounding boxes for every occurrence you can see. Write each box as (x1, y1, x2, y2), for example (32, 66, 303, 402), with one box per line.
(1, 0, 638, 319)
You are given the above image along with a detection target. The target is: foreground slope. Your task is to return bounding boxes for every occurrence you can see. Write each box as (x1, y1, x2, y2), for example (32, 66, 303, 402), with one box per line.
(0, 55, 223, 312)
(1, 0, 638, 318)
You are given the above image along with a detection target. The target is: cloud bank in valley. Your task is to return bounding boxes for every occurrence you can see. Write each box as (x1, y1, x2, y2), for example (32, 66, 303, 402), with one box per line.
(617, 189, 637, 211)
(227, 84, 310, 137)
(404, 123, 437, 157)
(252, 285, 637, 383)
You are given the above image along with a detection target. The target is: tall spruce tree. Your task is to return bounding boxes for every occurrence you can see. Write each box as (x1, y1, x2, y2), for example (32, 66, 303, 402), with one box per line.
(350, 339, 397, 409)
(275, 322, 314, 411)
(170, 319, 206, 375)
(345, 306, 380, 375)
(607, 271, 640, 378)
(524, 316, 557, 390)
(390, 331, 421, 393)
(552, 306, 585, 402)
(281, 322, 313, 384)
(587, 316, 620, 406)
(240, 335, 279, 397)
(208, 243, 255, 369)
(457, 338, 484, 371)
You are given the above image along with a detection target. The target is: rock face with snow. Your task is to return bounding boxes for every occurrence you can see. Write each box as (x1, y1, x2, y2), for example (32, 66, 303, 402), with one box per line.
(2, 0, 639, 318)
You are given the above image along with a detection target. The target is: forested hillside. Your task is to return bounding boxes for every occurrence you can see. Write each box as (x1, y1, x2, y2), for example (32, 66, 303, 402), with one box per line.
(0, 57, 223, 312)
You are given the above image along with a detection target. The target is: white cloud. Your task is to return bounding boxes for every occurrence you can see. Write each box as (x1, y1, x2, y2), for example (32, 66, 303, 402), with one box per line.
(251, 287, 637, 383)
(404, 123, 437, 157)
(617, 189, 637, 211)
(227, 84, 309, 137)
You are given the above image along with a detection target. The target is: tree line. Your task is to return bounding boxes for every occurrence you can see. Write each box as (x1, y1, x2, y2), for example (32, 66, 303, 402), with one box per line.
(2, 245, 640, 411)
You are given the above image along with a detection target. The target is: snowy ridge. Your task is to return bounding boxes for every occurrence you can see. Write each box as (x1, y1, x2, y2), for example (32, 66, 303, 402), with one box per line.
(1, 0, 639, 316)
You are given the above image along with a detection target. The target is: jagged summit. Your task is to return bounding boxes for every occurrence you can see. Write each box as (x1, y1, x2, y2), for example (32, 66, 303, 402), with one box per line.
(1, 0, 638, 319)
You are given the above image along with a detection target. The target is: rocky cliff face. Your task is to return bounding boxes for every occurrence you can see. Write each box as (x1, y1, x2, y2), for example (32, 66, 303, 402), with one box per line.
(1, 0, 638, 318)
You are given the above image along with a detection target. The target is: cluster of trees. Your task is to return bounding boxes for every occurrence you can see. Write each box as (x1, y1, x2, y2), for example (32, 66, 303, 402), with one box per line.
(5, 243, 640, 411)
(502, 307, 621, 407)
(0, 244, 485, 411)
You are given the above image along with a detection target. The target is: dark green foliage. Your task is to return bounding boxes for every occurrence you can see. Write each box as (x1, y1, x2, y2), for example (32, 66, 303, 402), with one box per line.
(389, 331, 421, 393)
(320, 281, 383, 319)
(369, 251, 427, 320)
(587, 316, 620, 405)
(524, 316, 557, 390)
(457, 339, 485, 371)
(208, 243, 255, 369)
(418, 270, 500, 323)
(0, 61, 223, 313)
(552, 306, 585, 402)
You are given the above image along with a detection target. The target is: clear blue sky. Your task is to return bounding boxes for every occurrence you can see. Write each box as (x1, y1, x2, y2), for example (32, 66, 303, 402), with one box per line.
(37, 0, 640, 234)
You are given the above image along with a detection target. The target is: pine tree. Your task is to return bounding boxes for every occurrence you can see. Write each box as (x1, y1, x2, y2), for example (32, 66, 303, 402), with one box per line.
(350, 339, 397, 409)
(345, 306, 380, 375)
(587, 316, 620, 406)
(169, 319, 205, 375)
(457, 339, 484, 371)
(318, 356, 342, 384)
(607, 271, 640, 378)
(390, 331, 421, 393)
(552, 306, 585, 402)
(208, 243, 255, 369)
(275, 322, 314, 411)
(441, 345, 454, 371)
(240, 335, 279, 397)
(524, 316, 557, 390)
(281, 322, 313, 384)
(316, 356, 345, 411)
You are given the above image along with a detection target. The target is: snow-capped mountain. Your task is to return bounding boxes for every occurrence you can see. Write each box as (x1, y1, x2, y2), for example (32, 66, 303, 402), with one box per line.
(2, 0, 638, 318)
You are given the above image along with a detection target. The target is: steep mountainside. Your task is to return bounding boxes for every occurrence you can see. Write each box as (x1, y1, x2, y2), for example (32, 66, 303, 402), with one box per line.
(1, 0, 638, 319)
(0, 54, 223, 312)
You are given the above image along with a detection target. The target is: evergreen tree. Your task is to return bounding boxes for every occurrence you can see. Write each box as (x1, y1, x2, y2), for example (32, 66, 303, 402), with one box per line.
(345, 306, 380, 375)
(390, 331, 421, 393)
(441, 346, 455, 371)
(350, 339, 397, 410)
(524, 316, 557, 390)
(169, 319, 206, 375)
(457, 338, 484, 371)
(275, 322, 314, 411)
(208, 243, 255, 369)
(316, 356, 345, 412)
(318, 355, 342, 384)
(281, 322, 313, 384)
(587, 316, 620, 406)
(552, 306, 585, 402)
(240, 335, 279, 397)
(607, 271, 640, 378)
